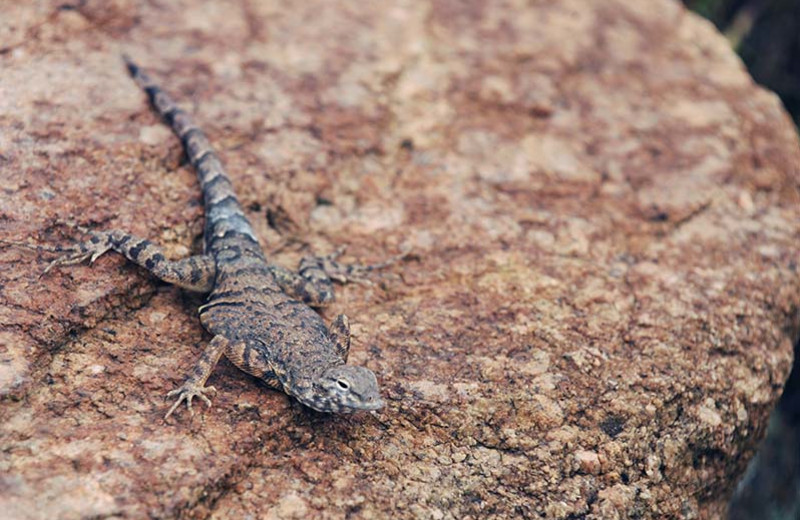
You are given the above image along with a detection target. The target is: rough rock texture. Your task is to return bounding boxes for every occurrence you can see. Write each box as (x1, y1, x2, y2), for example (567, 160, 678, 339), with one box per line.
(1, 1, 799, 518)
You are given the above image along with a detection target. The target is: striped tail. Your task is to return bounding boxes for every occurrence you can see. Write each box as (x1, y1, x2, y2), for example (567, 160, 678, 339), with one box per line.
(123, 55, 260, 254)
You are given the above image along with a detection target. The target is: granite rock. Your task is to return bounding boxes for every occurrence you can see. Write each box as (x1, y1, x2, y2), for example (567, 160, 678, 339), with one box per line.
(1, 1, 799, 518)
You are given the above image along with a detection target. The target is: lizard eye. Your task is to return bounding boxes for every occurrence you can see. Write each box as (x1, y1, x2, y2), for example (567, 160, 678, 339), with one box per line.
(336, 379, 350, 390)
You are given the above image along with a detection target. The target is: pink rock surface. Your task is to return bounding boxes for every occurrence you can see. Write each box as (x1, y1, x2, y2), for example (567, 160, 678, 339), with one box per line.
(1, 1, 799, 518)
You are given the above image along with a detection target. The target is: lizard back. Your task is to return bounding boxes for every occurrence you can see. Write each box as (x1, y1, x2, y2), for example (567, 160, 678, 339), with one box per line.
(125, 58, 343, 381)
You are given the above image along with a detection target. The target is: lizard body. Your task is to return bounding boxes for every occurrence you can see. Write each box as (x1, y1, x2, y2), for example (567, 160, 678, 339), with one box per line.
(46, 58, 391, 417)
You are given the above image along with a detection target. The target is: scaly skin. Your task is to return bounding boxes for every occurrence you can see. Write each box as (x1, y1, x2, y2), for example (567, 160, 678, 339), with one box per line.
(46, 57, 396, 418)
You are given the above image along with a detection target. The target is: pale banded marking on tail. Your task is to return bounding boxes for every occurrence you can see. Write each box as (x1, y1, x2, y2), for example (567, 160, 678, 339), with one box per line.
(123, 55, 259, 251)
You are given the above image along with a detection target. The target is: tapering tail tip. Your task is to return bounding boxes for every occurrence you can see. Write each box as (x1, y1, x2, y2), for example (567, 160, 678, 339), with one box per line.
(122, 54, 151, 89)
(121, 53, 138, 76)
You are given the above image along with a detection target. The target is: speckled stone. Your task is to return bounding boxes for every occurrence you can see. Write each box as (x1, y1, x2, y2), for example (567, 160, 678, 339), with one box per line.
(1, 1, 799, 518)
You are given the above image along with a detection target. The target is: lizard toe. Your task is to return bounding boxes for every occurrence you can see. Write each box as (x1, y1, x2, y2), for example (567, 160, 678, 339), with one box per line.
(164, 382, 216, 420)
(42, 242, 111, 275)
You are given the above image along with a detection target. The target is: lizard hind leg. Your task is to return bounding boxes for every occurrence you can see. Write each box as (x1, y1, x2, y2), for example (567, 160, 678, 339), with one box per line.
(306, 246, 410, 285)
(43, 230, 216, 292)
(267, 263, 336, 307)
(267, 246, 410, 307)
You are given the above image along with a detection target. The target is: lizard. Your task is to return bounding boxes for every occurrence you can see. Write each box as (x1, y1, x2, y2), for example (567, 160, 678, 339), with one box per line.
(43, 56, 400, 418)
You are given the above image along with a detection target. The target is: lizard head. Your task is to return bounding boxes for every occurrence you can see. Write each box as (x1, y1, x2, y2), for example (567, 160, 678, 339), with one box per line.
(305, 365, 385, 413)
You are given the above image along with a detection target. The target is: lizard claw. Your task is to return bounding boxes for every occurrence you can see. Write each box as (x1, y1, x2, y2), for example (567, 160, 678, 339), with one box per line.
(43, 251, 91, 275)
(164, 382, 217, 420)
(90, 249, 107, 263)
(323, 247, 411, 285)
(330, 272, 375, 286)
(41, 234, 112, 276)
(325, 245, 347, 262)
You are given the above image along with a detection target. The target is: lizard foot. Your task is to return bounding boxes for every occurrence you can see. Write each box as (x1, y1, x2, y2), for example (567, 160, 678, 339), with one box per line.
(317, 246, 411, 285)
(42, 232, 112, 276)
(164, 382, 217, 420)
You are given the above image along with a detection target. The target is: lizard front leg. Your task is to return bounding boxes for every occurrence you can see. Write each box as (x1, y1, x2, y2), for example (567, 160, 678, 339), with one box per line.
(329, 314, 351, 362)
(164, 334, 229, 419)
(45, 230, 216, 292)
(268, 247, 409, 306)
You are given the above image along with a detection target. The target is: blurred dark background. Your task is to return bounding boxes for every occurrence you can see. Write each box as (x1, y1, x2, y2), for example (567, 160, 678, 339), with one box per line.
(684, 0, 800, 127)
(684, 2, 800, 517)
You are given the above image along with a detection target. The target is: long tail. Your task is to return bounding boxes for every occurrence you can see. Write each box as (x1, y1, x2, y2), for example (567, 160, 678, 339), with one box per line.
(123, 55, 260, 254)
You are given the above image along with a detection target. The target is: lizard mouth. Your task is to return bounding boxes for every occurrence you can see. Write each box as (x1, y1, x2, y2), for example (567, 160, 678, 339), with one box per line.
(358, 397, 385, 411)
(299, 394, 385, 413)
(337, 395, 384, 412)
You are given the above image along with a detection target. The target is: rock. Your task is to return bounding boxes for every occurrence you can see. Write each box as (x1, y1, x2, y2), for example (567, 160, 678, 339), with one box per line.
(575, 450, 602, 475)
(1, 1, 799, 518)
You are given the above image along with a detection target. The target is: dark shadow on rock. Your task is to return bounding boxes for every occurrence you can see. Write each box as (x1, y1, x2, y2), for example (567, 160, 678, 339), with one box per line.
(730, 337, 800, 519)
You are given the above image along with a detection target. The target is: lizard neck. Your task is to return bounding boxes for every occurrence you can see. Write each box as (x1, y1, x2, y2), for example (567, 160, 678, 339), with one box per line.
(281, 359, 344, 404)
